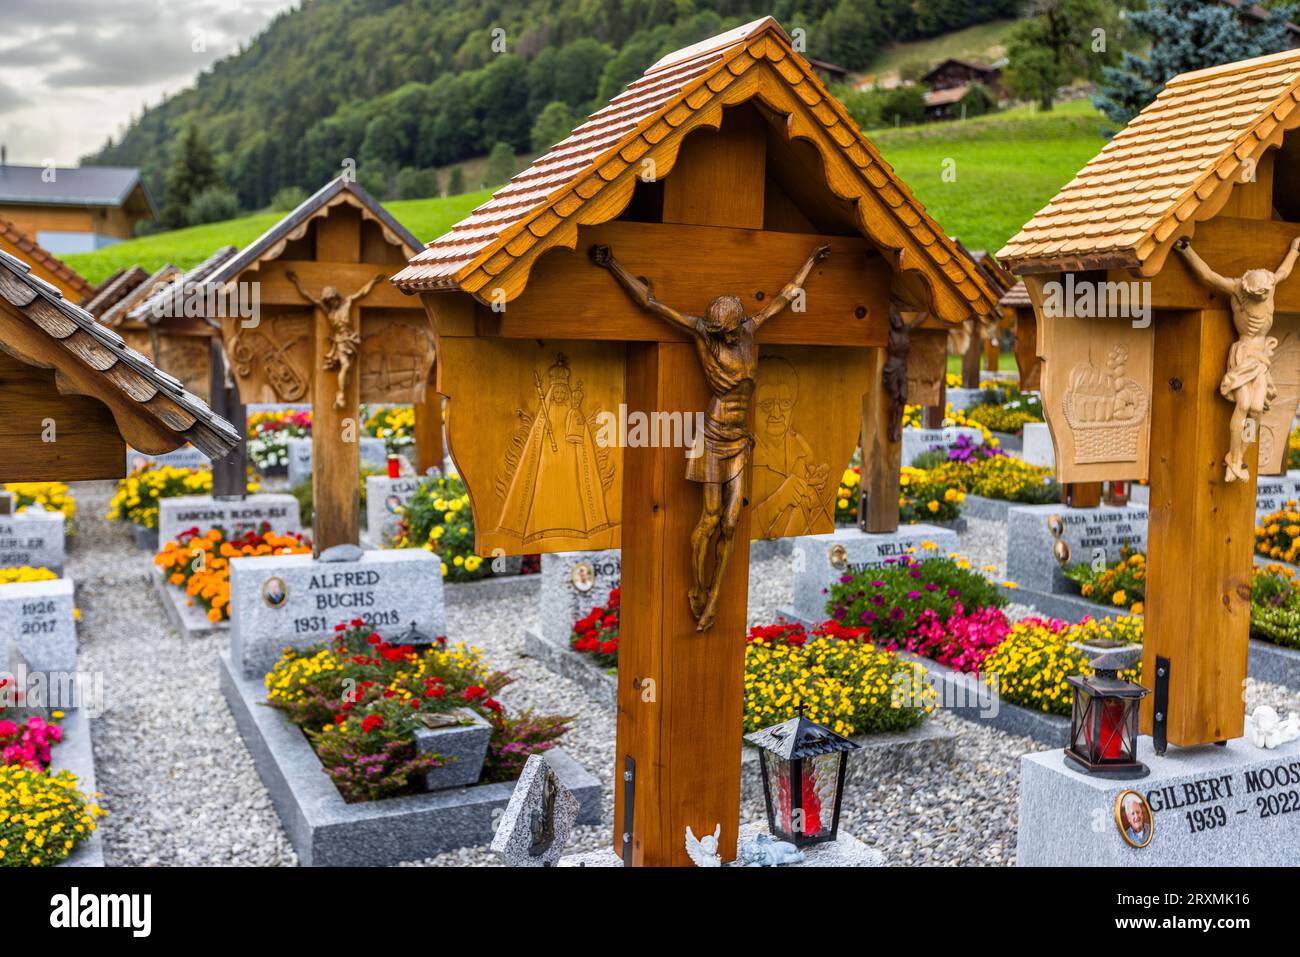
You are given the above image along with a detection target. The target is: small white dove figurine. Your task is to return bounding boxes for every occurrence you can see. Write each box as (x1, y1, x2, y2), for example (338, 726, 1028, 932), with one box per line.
(684, 823, 722, 867)
(1245, 705, 1300, 750)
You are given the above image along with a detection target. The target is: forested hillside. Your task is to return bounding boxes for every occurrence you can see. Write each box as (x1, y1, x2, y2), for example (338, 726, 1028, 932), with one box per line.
(85, 0, 1020, 212)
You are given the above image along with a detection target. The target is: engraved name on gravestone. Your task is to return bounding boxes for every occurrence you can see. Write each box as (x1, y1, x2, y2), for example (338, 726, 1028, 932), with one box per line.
(1006, 504, 1149, 595)
(363, 476, 422, 546)
(1018, 736, 1300, 866)
(126, 445, 210, 472)
(900, 426, 983, 466)
(157, 494, 303, 545)
(1254, 473, 1300, 520)
(0, 579, 76, 679)
(0, 509, 65, 574)
(286, 436, 388, 488)
(228, 550, 444, 677)
(784, 525, 960, 627)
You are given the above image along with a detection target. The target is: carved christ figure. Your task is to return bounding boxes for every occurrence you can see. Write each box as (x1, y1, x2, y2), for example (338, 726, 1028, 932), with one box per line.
(1175, 236, 1300, 482)
(884, 311, 929, 443)
(285, 270, 387, 409)
(590, 241, 830, 630)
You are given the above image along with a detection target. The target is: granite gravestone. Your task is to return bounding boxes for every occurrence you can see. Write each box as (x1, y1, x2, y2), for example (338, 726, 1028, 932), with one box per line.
(0, 508, 65, 574)
(1021, 422, 1056, 468)
(412, 708, 493, 791)
(228, 549, 444, 677)
(0, 578, 76, 678)
(286, 436, 388, 488)
(126, 445, 210, 472)
(1253, 472, 1300, 521)
(490, 752, 581, 867)
(781, 525, 960, 627)
(901, 426, 983, 466)
(1006, 504, 1148, 595)
(1018, 734, 1300, 866)
(535, 550, 621, 645)
(158, 494, 303, 546)
(363, 476, 422, 547)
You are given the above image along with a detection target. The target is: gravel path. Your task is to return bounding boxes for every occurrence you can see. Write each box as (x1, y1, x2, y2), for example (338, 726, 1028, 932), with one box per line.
(59, 484, 1300, 866)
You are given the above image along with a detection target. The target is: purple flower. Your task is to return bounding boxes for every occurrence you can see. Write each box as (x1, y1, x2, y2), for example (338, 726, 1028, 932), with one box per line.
(860, 611, 877, 624)
(925, 582, 939, 592)
(870, 594, 885, 606)
(839, 574, 853, 584)
(889, 607, 905, 621)
(906, 590, 922, 600)
(947, 588, 961, 598)
(909, 568, 923, 579)
(870, 580, 884, 588)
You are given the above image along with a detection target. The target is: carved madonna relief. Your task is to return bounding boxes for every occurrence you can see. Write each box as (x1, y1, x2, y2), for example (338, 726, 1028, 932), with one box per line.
(749, 345, 872, 541)
(438, 336, 624, 555)
(1041, 313, 1153, 483)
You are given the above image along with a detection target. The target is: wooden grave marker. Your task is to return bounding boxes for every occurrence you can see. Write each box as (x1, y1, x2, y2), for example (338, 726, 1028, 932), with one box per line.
(395, 18, 996, 865)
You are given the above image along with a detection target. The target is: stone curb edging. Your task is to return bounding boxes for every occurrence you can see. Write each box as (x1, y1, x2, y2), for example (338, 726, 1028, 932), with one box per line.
(152, 566, 226, 639)
(523, 625, 617, 706)
(52, 708, 105, 868)
(960, 495, 1015, 522)
(219, 649, 602, 866)
(442, 572, 540, 607)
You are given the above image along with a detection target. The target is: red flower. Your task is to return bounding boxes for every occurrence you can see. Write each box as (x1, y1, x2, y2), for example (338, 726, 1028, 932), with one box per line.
(361, 714, 384, 734)
(426, 686, 446, 698)
(463, 685, 486, 702)
(483, 697, 503, 713)
(351, 618, 364, 628)
(367, 633, 381, 646)
(334, 623, 347, 632)
(600, 639, 619, 655)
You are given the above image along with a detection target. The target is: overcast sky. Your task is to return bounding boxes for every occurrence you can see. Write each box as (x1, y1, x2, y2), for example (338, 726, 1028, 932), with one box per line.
(0, 0, 298, 166)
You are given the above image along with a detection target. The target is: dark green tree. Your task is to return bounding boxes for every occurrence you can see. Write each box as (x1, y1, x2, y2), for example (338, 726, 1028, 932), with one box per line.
(531, 101, 574, 153)
(447, 166, 466, 196)
(1005, 0, 1114, 111)
(484, 142, 516, 187)
(161, 125, 219, 229)
(1096, 0, 1299, 125)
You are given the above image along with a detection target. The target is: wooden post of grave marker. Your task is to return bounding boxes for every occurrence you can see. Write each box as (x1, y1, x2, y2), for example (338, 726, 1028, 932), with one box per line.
(394, 18, 998, 865)
(209, 340, 247, 499)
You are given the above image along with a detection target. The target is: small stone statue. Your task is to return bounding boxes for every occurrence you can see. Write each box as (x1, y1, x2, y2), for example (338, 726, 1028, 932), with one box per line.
(1245, 704, 1300, 750)
(1174, 236, 1300, 482)
(684, 823, 723, 867)
(738, 831, 805, 867)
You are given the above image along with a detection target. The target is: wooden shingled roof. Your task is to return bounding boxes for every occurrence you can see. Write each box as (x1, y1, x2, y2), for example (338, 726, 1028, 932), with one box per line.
(0, 248, 240, 458)
(126, 246, 240, 326)
(84, 264, 149, 317)
(392, 17, 998, 324)
(1000, 47, 1300, 275)
(999, 280, 1032, 309)
(0, 219, 95, 302)
(100, 263, 181, 328)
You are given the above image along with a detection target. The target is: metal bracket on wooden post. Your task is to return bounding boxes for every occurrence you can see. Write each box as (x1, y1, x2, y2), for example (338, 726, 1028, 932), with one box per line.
(1153, 656, 1170, 756)
(621, 755, 635, 867)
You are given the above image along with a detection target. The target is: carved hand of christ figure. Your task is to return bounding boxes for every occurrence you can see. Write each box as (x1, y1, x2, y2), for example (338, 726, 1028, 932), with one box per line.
(285, 270, 387, 409)
(1175, 236, 1300, 482)
(589, 241, 829, 630)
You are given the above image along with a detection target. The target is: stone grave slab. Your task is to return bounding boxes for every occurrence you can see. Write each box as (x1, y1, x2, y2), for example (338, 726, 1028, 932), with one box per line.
(1006, 503, 1148, 595)
(363, 476, 423, 547)
(0, 508, 65, 574)
(1018, 733, 1300, 866)
(412, 708, 492, 791)
(944, 387, 984, 411)
(157, 493, 302, 546)
(781, 524, 960, 627)
(901, 425, 983, 466)
(0, 577, 76, 679)
(560, 820, 883, 867)
(1021, 421, 1056, 468)
(286, 436, 387, 488)
(1254, 472, 1300, 520)
(229, 548, 443, 677)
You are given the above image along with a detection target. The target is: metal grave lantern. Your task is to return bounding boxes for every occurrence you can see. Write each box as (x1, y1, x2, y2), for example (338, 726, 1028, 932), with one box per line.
(1064, 648, 1149, 779)
(745, 711, 859, 847)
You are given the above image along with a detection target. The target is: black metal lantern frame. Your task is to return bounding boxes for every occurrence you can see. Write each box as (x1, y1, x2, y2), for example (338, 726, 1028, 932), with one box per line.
(1064, 651, 1149, 779)
(745, 713, 859, 847)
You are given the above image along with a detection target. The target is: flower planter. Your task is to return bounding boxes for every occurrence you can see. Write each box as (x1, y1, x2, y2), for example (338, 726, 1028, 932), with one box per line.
(412, 708, 492, 791)
(151, 566, 226, 639)
(219, 649, 602, 866)
(50, 708, 105, 868)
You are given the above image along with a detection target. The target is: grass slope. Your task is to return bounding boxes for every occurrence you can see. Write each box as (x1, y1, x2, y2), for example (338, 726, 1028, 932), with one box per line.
(64, 189, 495, 285)
(65, 103, 1110, 286)
(861, 19, 1020, 81)
(869, 100, 1108, 253)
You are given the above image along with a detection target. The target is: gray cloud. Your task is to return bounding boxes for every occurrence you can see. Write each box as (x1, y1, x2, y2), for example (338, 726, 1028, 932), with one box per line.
(0, 81, 29, 115)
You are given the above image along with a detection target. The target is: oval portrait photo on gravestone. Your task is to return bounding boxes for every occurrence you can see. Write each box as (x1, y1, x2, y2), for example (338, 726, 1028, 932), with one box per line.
(1114, 790, 1154, 849)
(260, 576, 289, 610)
(570, 561, 595, 593)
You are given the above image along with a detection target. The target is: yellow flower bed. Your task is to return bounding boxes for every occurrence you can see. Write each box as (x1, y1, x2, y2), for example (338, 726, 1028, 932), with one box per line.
(0, 766, 105, 867)
(363, 405, 416, 449)
(980, 616, 1143, 717)
(744, 634, 934, 737)
(4, 483, 75, 521)
(0, 566, 59, 586)
(108, 466, 259, 529)
(1256, 500, 1300, 564)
